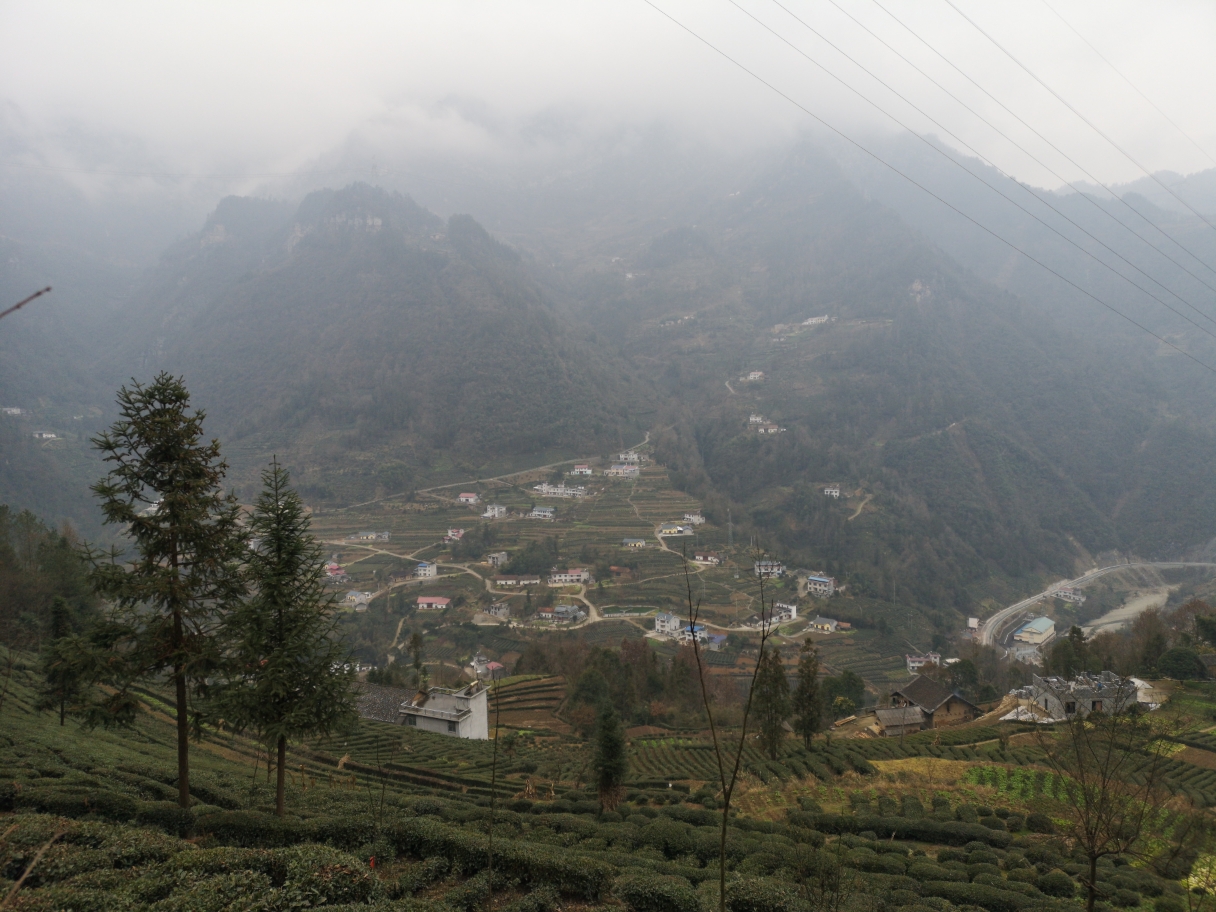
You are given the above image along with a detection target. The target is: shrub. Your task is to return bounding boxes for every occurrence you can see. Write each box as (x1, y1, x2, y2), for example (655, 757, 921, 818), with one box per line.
(1025, 813, 1054, 834)
(1037, 870, 1075, 898)
(919, 879, 1032, 912)
(902, 796, 926, 819)
(1154, 896, 1185, 912)
(956, 805, 979, 823)
(979, 817, 1007, 831)
(907, 862, 967, 883)
(1004, 815, 1024, 833)
(1111, 888, 1141, 908)
(721, 876, 807, 912)
(280, 844, 382, 906)
(613, 873, 701, 912)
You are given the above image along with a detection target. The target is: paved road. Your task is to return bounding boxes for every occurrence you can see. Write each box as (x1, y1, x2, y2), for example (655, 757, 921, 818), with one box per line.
(978, 561, 1216, 647)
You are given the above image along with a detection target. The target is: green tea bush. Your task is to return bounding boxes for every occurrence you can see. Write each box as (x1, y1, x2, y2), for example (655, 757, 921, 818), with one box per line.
(613, 873, 701, 912)
(1025, 813, 1054, 834)
(919, 879, 1033, 912)
(1037, 870, 1075, 898)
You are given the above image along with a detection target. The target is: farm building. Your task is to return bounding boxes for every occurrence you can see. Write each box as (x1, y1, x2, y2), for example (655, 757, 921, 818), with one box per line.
(622, 538, 647, 549)
(569, 464, 593, 475)
(659, 522, 689, 536)
(399, 683, 488, 739)
(693, 550, 720, 564)
(458, 493, 479, 505)
(1023, 672, 1136, 720)
(417, 596, 451, 610)
(492, 574, 541, 587)
(874, 706, 924, 738)
(605, 464, 640, 478)
(823, 486, 840, 498)
(890, 675, 978, 730)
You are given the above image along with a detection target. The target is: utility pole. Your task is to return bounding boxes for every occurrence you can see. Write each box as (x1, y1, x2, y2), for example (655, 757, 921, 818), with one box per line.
(728, 508, 733, 546)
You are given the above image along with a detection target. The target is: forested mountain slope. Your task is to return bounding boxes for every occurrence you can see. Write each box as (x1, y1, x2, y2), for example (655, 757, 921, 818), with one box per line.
(99, 184, 654, 501)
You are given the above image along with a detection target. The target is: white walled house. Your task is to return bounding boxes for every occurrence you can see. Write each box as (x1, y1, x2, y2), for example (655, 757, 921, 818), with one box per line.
(654, 612, 681, 637)
(683, 512, 706, 525)
(605, 464, 640, 478)
(748, 414, 765, 424)
(823, 486, 841, 498)
(806, 575, 836, 598)
(482, 504, 507, 518)
(458, 493, 480, 505)
(529, 506, 556, 520)
(548, 568, 591, 585)
(415, 562, 438, 579)
(906, 652, 942, 674)
(486, 551, 509, 568)
(399, 683, 488, 738)
(570, 464, 593, 475)
(754, 560, 785, 578)
(417, 596, 451, 610)
(773, 602, 798, 623)
(618, 452, 643, 464)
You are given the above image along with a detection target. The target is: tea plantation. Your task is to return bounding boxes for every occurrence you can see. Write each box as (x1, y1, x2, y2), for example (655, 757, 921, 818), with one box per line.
(0, 660, 1209, 911)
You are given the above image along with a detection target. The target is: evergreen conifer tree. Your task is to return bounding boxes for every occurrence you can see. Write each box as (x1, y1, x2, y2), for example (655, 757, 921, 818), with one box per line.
(754, 646, 790, 760)
(219, 458, 358, 816)
(84, 374, 246, 808)
(593, 705, 629, 812)
(36, 597, 82, 725)
(792, 639, 822, 748)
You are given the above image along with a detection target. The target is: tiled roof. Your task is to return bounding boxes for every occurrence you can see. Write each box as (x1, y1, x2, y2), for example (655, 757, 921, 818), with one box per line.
(891, 674, 958, 713)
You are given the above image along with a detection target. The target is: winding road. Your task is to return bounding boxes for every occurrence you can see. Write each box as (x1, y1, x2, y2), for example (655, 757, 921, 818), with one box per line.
(978, 561, 1216, 647)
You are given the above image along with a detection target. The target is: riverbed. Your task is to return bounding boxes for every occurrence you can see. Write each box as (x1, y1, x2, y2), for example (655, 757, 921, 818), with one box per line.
(1082, 586, 1169, 636)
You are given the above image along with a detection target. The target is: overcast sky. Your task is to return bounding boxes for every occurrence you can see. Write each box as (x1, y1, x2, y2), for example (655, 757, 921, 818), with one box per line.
(2, 0, 1214, 194)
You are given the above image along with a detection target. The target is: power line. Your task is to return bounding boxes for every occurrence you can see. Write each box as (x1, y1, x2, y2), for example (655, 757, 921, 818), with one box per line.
(941, 0, 1216, 237)
(0, 287, 51, 322)
(1038, 0, 1216, 170)
(813, 0, 1216, 309)
(0, 160, 385, 182)
(728, 0, 1216, 337)
(867, 0, 1216, 284)
(636, 0, 1216, 376)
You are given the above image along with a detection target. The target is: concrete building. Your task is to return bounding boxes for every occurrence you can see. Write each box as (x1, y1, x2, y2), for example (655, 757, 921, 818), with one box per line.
(486, 602, 511, 619)
(754, 560, 785, 578)
(399, 683, 489, 738)
(693, 550, 721, 565)
(605, 464, 640, 478)
(548, 568, 591, 585)
(529, 506, 556, 520)
(806, 574, 836, 598)
(1054, 587, 1087, 604)
(417, 596, 451, 610)
(809, 616, 839, 633)
(659, 522, 689, 536)
(486, 551, 509, 568)
(683, 512, 706, 525)
(570, 464, 593, 475)
(906, 652, 942, 674)
(1014, 616, 1056, 645)
(415, 561, 438, 579)
(622, 538, 647, 549)
(492, 574, 541, 587)
(618, 452, 643, 464)
(458, 493, 480, 505)
(772, 602, 798, 623)
(482, 504, 507, 519)
(654, 612, 681, 637)
(823, 486, 841, 498)
(1027, 672, 1136, 720)
(678, 624, 708, 644)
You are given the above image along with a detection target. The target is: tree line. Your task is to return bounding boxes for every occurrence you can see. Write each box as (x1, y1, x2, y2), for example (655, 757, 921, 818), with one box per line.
(27, 373, 359, 815)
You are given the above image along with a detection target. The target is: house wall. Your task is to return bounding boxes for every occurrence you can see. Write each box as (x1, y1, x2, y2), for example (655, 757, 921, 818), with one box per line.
(933, 697, 974, 726)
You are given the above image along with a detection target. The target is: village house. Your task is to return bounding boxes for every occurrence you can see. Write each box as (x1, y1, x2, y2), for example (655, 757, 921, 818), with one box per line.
(486, 602, 511, 619)
(889, 675, 979, 730)
(678, 623, 708, 644)
(772, 602, 798, 623)
(605, 464, 640, 478)
(806, 574, 836, 598)
(458, 493, 480, 505)
(343, 590, 373, 609)
(618, 451, 643, 464)
(754, 560, 785, 578)
(1054, 587, 1087, 604)
(684, 512, 706, 525)
(1013, 617, 1056, 645)
(482, 504, 507, 519)
(414, 562, 438, 579)
(548, 567, 591, 585)
(622, 538, 647, 549)
(32, 432, 57, 439)
(399, 682, 488, 739)
(873, 706, 924, 738)
(486, 551, 509, 568)
(1, 407, 23, 416)
(823, 486, 841, 498)
(967, 617, 980, 635)
(748, 414, 765, 424)
(756, 423, 781, 434)
(693, 550, 721, 565)
(529, 506, 556, 520)
(492, 574, 541, 587)
(745, 371, 765, 381)
(906, 652, 942, 674)
(533, 482, 586, 498)
(417, 596, 451, 611)
(654, 612, 681, 637)
(809, 616, 839, 633)
(569, 464, 593, 475)
(706, 634, 728, 651)
(609, 566, 636, 580)
(659, 522, 689, 536)
(1023, 672, 1136, 720)
(538, 604, 585, 624)
(445, 528, 466, 541)
(802, 315, 829, 325)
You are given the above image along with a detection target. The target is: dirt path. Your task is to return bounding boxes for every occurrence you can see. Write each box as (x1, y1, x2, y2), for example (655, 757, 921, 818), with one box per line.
(1083, 586, 1170, 636)
(847, 493, 872, 521)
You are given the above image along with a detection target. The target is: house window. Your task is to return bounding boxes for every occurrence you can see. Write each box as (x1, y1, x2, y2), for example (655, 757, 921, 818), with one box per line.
(447, 721, 457, 733)
(1091, 700, 1102, 712)
(404, 715, 417, 726)
(1064, 702, 1076, 715)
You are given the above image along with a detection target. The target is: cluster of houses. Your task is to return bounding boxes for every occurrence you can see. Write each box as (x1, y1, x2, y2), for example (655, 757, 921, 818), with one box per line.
(343, 590, 373, 610)
(533, 482, 586, 498)
(653, 612, 727, 649)
(325, 562, 351, 585)
(482, 504, 507, 518)
(1052, 586, 1086, 604)
(873, 675, 979, 737)
(605, 464, 640, 478)
(747, 414, 785, 435)
(537, 604, 586, 624)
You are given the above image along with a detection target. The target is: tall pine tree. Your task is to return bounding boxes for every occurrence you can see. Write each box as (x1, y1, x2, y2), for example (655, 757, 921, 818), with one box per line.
(792, 640, 822, 749)
(85, 374, 246, 808)
(219, 458, 357, 816)
(593, 705, 629, 812)
(36, 597, 82, 725)
(753, 646, 790, 760)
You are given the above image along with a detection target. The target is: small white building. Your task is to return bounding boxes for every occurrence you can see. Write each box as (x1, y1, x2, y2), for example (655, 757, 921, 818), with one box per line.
(1, 407, 24, 416)
(458, 493, 480, 505)
(684, 512, 706, 525)
(399, 682, 488, 739)
(745, 371, 765, 382)
(802, 315, 829, 326)
(806, 574, 836, 598)
(486, 602, 511, 619)
(1055, 587, 1087, 604)
(754, 560, 785, 578)
(417, 596, 451, 610)
(343, 590, 373, 609)
(33, 432, 57, 439)
(486, 551, 509, 568)
(772, 602, 798, 623)
(622, 538, 647, 549)
(492, 574, 541, 587)
(482, 504, 507, 519)
(605, 464, 640, 478)
(569, 464, 593, 476)
(529, 506, 556, 520)
(654, 612, 681, 636)
(659, 522, 689, 536)
(748, 414, 765, 424)
(548, 567, 591, 585)
(967, 617, 979, 631)
(618, 452, 643, 464)
(906, 652, 942, 674)
(693, 550, 721, 565)
(678, 624, 708, 644)
(538, 604, 585, 623)
(823, 486, 841, 498)
(533, 482, 586, 498)
(415, 562, 438, 579)
(756, 423, 781, 435)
